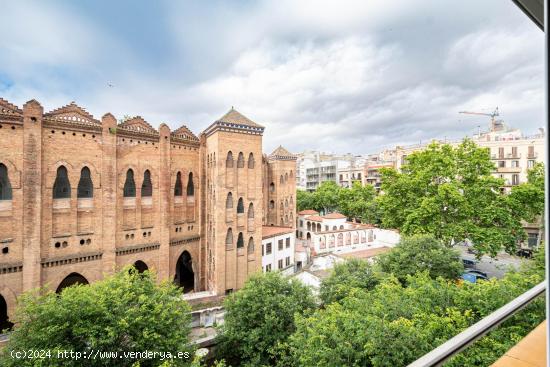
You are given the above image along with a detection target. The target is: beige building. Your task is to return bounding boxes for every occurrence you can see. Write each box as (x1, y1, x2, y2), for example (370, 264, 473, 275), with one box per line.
(0, 97, 296, 330)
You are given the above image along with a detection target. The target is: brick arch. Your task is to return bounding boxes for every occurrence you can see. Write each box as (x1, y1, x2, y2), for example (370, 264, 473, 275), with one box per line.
(117, 164, 138, 189)
(0, 286, 17, 320)
(170, 246, 200, 281)
(0, 159, 21, 188)
(45, 161, 75, 189)
(46, 268, 100, 294)
(75, 162, 101, 189)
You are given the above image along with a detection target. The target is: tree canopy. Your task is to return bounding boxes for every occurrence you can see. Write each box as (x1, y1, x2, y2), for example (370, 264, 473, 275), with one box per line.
(319, 258, 380, 305)
(1, 268, 193, 367)
(377, 234, 464, 282)
(377, 139, 543, 256)
(217, 271, 316, 367)
(297, 181, 380, 224)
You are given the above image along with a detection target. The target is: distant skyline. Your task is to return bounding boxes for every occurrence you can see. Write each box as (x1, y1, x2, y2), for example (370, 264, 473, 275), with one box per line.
(0, 0, 544, 155)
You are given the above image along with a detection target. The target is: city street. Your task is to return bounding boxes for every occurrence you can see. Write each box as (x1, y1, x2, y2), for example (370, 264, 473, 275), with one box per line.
(456, 245, 530, 279)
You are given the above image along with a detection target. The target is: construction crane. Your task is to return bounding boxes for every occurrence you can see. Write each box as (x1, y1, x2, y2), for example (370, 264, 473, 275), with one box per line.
(458, 107, 503, 132)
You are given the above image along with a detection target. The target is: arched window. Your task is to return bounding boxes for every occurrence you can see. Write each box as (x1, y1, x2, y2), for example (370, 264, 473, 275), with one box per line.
(285, 199, 288, 208)
(237, 152, 245, 168)
(247, 237, 254, 254)
(226, 151, 234, 168)
(237, 197, 244, 214)
(248, 203, 254, 218)
(269, 182, 275, 192)
(187, 172, 194, 196)
(123, 169, 136, 197)
(280, 175, 284, 184)
(280, 201, 284, 210)
(285, 173, 288, 182)
(290, 170, 293, 178)
(225, 228, 233, 247)
(0, 163, 12, 200)
(174, 172, 183, 196)
(226, 192, 233, 208)
(77, 167, 93, 198)
(237, 232, 244, 248)
(53, 166, 71, 199)
(269, 200, 274, 209)
(141, 170, 152, 197)
(248, 153, 255, 169)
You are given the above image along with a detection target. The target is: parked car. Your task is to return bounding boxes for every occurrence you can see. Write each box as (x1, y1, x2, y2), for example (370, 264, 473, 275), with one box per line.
(516, 248, 533, 258)
(462, 258, 476, 268)
(461, 271, 488, 283)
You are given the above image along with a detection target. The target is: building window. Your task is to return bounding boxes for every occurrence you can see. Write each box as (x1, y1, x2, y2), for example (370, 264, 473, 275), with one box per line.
(174, 172, 183, 196)
(299, 220, 303, 227)
(498, 161, 505, 168)
(262, 244, 264, 256)
(237, 152, 245, 168)
(280, 175, 284, 184)
(0, 163, 13, 200)
(269, 182, 275, 192)
(226, 192, 233, 208)
(498, 147, 504, 158)
(123, 169, 136, 197)
(53, 166, 71, 199)
(278, 239, 283, 251)
(528, 145, 535, 158)
(225, 228, 233, 248)
(248, 203, 254, 218)
(512, 146, 518, 157)
(278, 259, 283, 269)
(528, 160, 535, 168)
(512, 174, 519, 185)
(237, 232, 244, 248)
(266, 242, 272, 255)
(265, 264, 272, 272)
(77, 167, 93, 198)
(511, 160, 519, 168)
(141, 170, 152, 197)
(286, 237, 290, 248)
(226, 151, 234, 168)
(248, 153, 255, 169)
(247, 237, 254, 254)
(269, 200, 275, 209)
(187, 172, 194, 196)
(237, 198, 244, 214)
(285, 257, 290, 266)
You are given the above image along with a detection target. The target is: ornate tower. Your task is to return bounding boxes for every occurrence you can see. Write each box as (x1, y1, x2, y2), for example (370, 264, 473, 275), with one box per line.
(264, 146, 297, 229)
(201, 109, 264, 295)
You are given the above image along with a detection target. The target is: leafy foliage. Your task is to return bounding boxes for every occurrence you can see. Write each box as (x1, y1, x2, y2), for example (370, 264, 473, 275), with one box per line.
(319, 258, 380, 304)
(377, 234, 464, 282)
(297, 181, 380, 223)
(1, 268, 193, 367)
(377, 139, 542, 256)
(286, 255, 545, 367)
(217, 272, 316, 367)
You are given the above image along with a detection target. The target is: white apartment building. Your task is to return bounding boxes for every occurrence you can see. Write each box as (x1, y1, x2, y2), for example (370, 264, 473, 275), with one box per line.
(296, 151, 367, 191)
(296, 210, 400, 258)
(261, 226, 295, 274)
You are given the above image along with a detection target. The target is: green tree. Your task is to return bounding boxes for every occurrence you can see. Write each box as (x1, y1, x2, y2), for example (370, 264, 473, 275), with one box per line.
(320, 258, 380, 304)
(1, 268, 193, 367)
(338, 181, 380, 224)
(377, 235, 464, 282)
(217, 272, 316, 367)
(314, 181, 341, 214)
(378, 139, 527, 256)
(296, 189, 316, 212)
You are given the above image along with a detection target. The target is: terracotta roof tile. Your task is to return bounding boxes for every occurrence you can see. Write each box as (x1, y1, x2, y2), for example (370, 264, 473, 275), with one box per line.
(306, 215, 324, 222)
(298, 209, 319, 215)
(262, 226, 294, 239)
(323, 212, 347, 219)
(217, 108, 263, 128)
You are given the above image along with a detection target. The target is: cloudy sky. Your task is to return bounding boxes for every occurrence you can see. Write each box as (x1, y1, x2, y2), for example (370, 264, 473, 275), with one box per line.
(0, 0, 545, 154)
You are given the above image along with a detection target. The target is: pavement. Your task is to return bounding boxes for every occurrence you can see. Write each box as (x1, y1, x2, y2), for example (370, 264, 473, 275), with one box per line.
(456, 245, 529, 279)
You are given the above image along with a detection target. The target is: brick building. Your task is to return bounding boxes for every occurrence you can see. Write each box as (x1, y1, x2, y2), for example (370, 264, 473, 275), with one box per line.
(0, 98, 296, 329)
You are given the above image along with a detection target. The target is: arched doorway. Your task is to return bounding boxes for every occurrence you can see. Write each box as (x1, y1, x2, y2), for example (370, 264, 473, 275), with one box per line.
(306, 232, 311, 246)
(133, 260, 148, 273)
(56, 273, 89, 294)
(0, 295, 13, 332)
(174, 251, 194, 293)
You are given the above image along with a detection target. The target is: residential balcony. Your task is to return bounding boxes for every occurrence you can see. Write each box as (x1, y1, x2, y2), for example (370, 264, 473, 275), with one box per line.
(496, 166, 522, 173)
(408, 282, 545, 367)
(491, 153, 521, 159)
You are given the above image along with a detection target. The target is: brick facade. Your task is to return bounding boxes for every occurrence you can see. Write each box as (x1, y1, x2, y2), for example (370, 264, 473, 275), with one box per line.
(0, 98, 296, 323)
